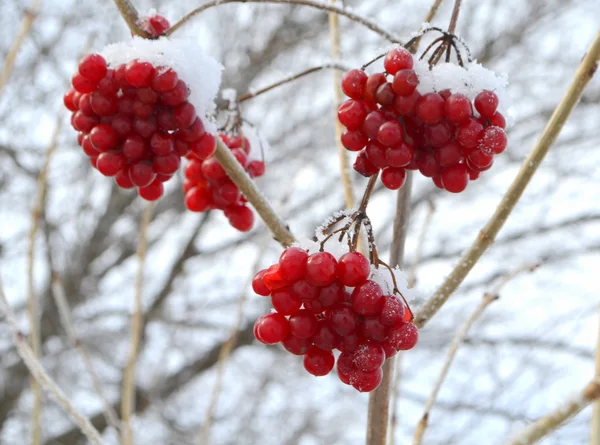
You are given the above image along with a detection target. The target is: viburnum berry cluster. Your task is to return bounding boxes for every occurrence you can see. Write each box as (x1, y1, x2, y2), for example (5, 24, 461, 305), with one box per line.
(183, 134, 266, 232)
(252, 238, 418, 392)
(338, 44, 508, 193)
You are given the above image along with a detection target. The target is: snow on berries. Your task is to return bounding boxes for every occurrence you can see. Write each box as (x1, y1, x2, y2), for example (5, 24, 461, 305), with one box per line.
(64, 19, 222, 201)
(183, 133, 266, 232)
(338, 44, 510, 193)
(252, 215, 419, 393)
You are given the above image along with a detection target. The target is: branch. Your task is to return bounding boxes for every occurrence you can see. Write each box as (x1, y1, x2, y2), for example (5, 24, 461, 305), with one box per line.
(213, 136, 295, 246)
(27, 115, 63, 445)
(0, 1, 42, 98)
(504, 378, 600, 445)
(112, 0, 152, 38)
(592, 304, 600, 445)
(414, 30, 600, 329)
(167, 0, 402, 43)
(121, 203, 153, 445)
(238, 62, 352, 103)
(0, 280, 103, 445)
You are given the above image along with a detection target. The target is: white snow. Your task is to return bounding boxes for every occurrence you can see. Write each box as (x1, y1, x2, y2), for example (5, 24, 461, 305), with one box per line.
(100, 36, 223, 133)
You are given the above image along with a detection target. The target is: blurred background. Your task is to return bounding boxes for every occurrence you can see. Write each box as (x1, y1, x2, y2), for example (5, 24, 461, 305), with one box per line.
(0, 0, 599, 444)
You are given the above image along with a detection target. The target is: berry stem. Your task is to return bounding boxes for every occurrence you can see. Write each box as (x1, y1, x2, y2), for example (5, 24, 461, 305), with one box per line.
(413, 292, 498, 445)
(167, 0, 402, 43)
(238, 62, 352, 103)
(414, 31, 600, 329)
(112, 0, 153, 38)
(27, 114, 62, 445)
(213, 136, 296, 247)
(366, 173, 413, 445)
(121, 203, 153, 445)
(446, 0, 462, 35)
(328, 0, 356, 211)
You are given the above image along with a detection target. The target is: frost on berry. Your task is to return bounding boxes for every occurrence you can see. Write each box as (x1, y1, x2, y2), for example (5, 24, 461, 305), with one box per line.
(336, 47, 510, 193)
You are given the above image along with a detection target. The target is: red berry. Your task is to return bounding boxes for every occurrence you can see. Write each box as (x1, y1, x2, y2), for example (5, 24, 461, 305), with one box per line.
(64, 89, 79, 111)
(377, 121, 403, 147)
(392, 69, 419, 96)
(362, 111, 387, 139)
(352, 340, 385, 372)
(153, 153, 180, 175)
(416, 93, 445, 125)
(479, 126, 507, 155)
(341, 69, 368, 99)
(150, 132, 174, 156)
(383, 47, 413, 75)
(282, 335, 310, 355)
(303, 346, 335, 376)
(440, 164, 469, 193)
(444, 93, 473, 124)
(337, 352, 355, 384)
(381, 167, 407, 190)
(338, 100, 367, 130)
(365, 141, 389, 169)
(225, 205, 254, 232)
(190, 133, 216, 160)
(360, 316, 388, 342)
(129, 161, 156, 187)
(133, 116, 158, 139)
(311, 321, 340, 351)
(374, 83, 395, 106)
(151, 68, 179, 93)
(341, 129, 368, 152)
(386, 142, 413, 168)
(474, 90, 499, 118)
(255, 313, 289, 344)
(289, 310, 318, 339)
(161, 80, 189, 106)
(72, 72, 98, 93)
(387, 323, 419, 350)
(380, 295, 405, 326)
(353, 150, 379, 177)
(96, 152, 125, 177)
(115, 168, 134, 189)
(290, 279, 319, 301)
(489, 112, 506, 129)
(252, 270, 271, 296)
(364, 73, 387, 104)
(337, 252, 370, 287)
(262, 265, 289, 291)
(351, 280, 384, 316)
(305, 252, 338, 287)
(110, 114, 133, 137)
(415, 150, 440, 178)
(271, 288, 302, 315)
(339, 332, 362, 354)
(317, 281, 344, 308)
(201, 156, 226, 181)
(330, 304, 358, 336)
(122, 135, 146, 161)
(125, 60, 155, 88)
(89, 124, 117, 152)
(138, 179, 164, 201)
(457, 119, 484, 149)
(393, 90, 421, 115)
(466, 149, 494, 171)
(350, 367, 383, 392)
(179, 118, 205, 142)
(435, 142, 463, 167)
(173, 103, 197, 129)
(146, 15, 171, 36)
(247, 160, 266, 178)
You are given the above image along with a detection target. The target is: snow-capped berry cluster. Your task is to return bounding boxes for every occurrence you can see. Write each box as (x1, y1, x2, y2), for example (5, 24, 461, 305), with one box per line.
(338, 46, 509, 193)
(183, 134, 266, 232)
(252, 246, 418, 392)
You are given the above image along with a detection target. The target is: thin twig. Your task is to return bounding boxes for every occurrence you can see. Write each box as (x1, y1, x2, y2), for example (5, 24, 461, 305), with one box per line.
(167, 0, 401, 43)
(591, 304, 600, 445)
(366, 173, 413, 445)
(504, 378, 600, 445)
(446, 0, 462, 34)
(0, 1, 42, 98)
(112, 0, 152, 38)
(327, 0, 355, 211)
(121, 204, 153, 445)
(199, 236, 270, 444)
(0, 279, 103, 445)
(51, 273, 121, 432)
(414, 31, 600, 329)
(412, 293, 497, 445)
(238, 62, 352, 103)
(407, 200, 435, 288)
(27, 116, 63, 445)
(213, 136, 295, 247)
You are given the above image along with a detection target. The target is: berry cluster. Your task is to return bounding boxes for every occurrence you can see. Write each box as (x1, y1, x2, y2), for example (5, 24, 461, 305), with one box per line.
(338, 47, 508, 193)
(252, 247, 418, 392)
(183, 134, 266, 232)
(64, 52, 214, 201)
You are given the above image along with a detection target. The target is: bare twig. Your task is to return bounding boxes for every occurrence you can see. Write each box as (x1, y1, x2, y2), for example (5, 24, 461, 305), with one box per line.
(27, 116, 63, 445)
(213, 137, 295, 246)
(407, 200, 435, 288)
(167, 0, 401, 43)
(367, 173, 413, 445)
(238, 62, 352, 103)
(0, 1, 42, 98)
(447, 0, 462, 34)
(414, 31, 600, 329)
(0, 280, 103, 445)
(112, 0, 152, 38)
(505, 379, 600, 445)
(51, 273, 121, 432)
(328, 1, 355, 210)
(121, 204, 153, 445)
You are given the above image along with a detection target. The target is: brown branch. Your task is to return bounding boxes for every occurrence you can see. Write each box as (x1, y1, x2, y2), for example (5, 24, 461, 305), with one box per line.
(0, 1, 42, 98)
(414, 30, 600, 329)
(167, 0, 402, 43)
(504, 378, 600, 445)
(213, 137, 295, 246)
(238, 62, 351, 103)
(592, 303, 600, 445)
(447, 0, 462, 34)
(112, 0, 152, 38)
(121, 204, 153, 445)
